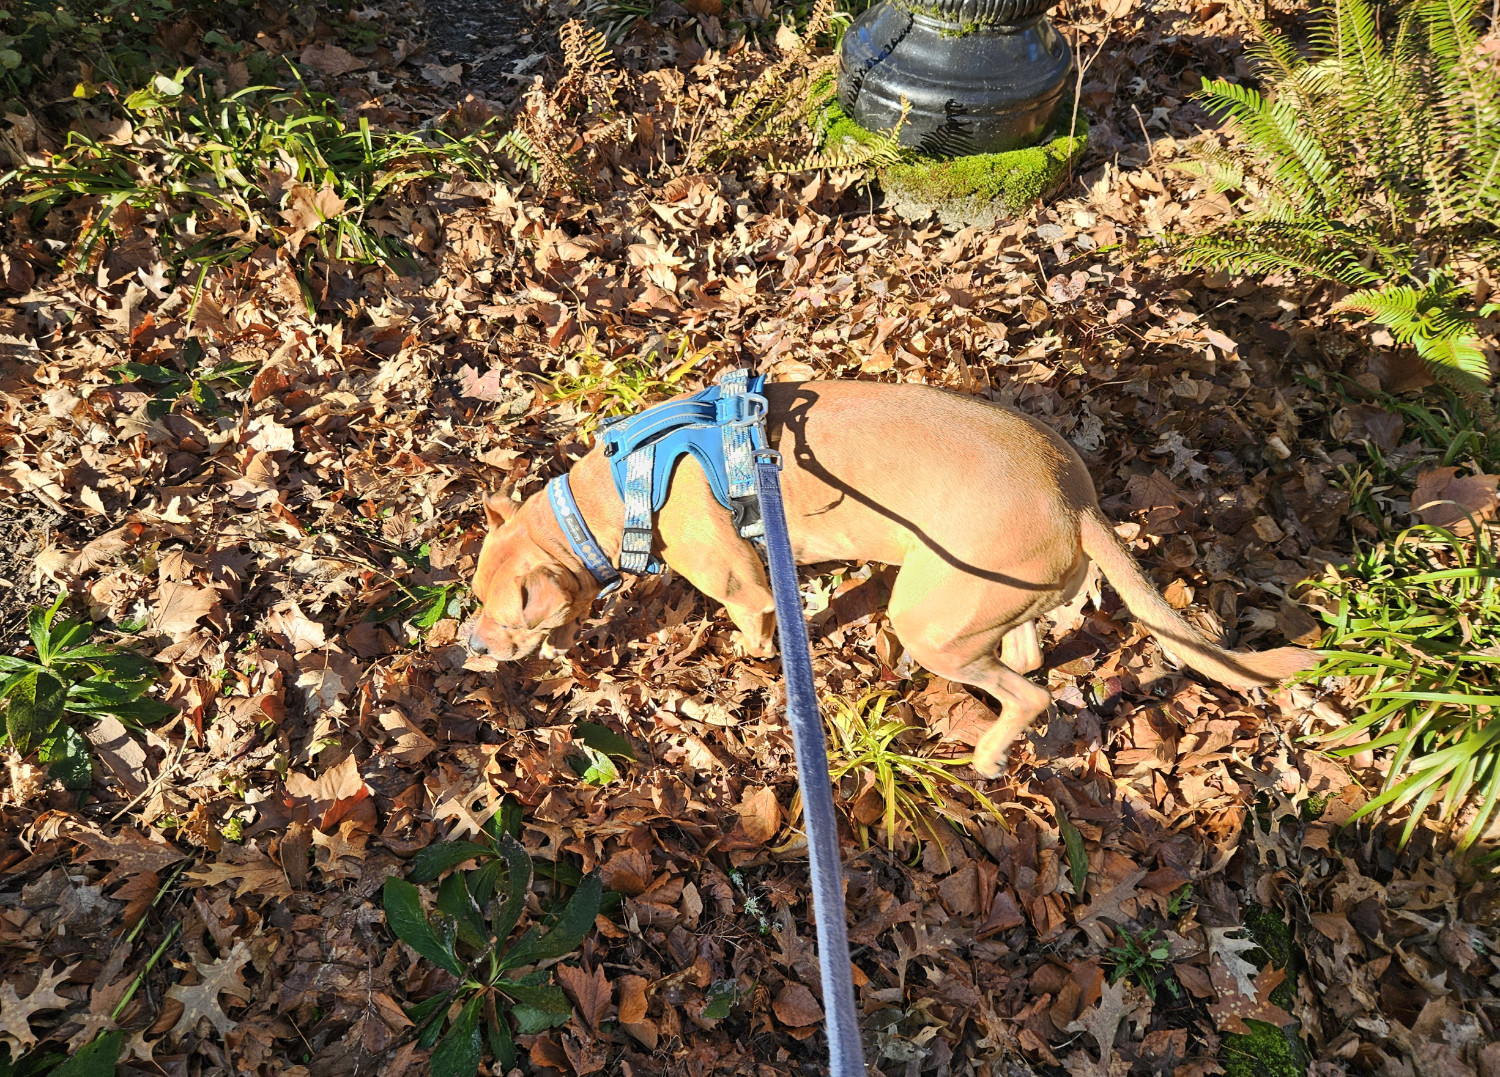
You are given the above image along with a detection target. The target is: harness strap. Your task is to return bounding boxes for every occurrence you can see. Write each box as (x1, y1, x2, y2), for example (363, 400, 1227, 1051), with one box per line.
(618, 444, 659, 575)
(756, 449, 868, 1077)
(717, 370, 767, 541)
(547, 476, 622, 593)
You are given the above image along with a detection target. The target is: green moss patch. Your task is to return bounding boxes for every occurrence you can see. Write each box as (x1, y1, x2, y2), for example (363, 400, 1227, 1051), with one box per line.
(1221, 1019, 1309, 1077)
(818, 101, 1087, 225)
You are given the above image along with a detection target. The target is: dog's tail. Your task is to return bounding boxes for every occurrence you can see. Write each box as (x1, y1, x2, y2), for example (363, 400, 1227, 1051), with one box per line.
(1078, 510, 1317, 689)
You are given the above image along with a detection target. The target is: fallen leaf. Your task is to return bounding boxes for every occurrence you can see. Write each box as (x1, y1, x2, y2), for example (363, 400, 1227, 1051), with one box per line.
(1412, 467, 1499, 535)
(557, 964, 611, 1030)
(299, 43, 366, 75)
(616, 975, 649, 1024)
(0, 964, 74, 1052)
(736, 786, 781, 845)
(164, 939, 253, 1042)
(771, 983, 823, 1028)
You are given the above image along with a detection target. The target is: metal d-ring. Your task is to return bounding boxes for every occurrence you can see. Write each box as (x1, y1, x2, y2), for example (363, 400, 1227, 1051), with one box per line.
(754, 448, 783, 469)
(730, 393, 769, 428)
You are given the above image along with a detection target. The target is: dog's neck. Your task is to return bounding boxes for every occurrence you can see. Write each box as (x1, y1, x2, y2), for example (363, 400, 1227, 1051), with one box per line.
(533, 449, 626, 592)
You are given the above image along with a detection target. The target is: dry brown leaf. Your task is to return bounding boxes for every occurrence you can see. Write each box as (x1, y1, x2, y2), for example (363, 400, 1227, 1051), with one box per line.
(736, 786, 781, 845)
(164, 939, 253, 1043)
(557, 964, 611, 1030)
(1412, 467, 1499, 535)
(616, 975, 649, 1024)
(299, 43, 366, 75)
(0, 964, 74, 1052)
(71, 826, 185, 888)
(771, 983, 823, 1028)
(153, 581, 217, 636)
(1207, 962, 1292, 1036)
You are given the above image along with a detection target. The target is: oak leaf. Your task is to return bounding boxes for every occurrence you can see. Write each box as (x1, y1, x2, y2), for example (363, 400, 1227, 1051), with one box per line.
(164, 939, 253, 1042)
(71, 826, 185, 888)
(1206, 963, 1293, 1036)
(557, 964, 611, 1031)
(0, 964, 74, 1052)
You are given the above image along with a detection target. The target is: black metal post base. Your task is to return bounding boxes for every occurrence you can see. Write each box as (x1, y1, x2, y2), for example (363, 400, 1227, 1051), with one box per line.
(837, 0, 1073, 157)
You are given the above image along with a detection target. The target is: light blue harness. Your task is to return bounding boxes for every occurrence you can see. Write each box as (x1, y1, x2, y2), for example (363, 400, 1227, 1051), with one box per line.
(545, 370, 768, 587)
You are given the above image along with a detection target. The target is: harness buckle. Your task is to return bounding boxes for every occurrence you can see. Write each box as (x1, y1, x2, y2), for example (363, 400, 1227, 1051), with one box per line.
(620, 526, 654, 554)
(754, 448, 783, 470)
(730, 393, 768, 429)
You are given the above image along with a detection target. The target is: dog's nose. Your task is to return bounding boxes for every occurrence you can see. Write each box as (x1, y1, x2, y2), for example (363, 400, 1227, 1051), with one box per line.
(467, 634, 488, 656)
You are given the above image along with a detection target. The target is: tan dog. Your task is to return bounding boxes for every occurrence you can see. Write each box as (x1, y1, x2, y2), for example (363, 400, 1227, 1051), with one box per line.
(469, 381, 1316, 776)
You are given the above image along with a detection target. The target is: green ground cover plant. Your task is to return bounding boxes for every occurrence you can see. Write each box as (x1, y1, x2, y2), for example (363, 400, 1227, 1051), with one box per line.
(0, 596, 173, 789)
(5, 67, 490, 272)
(382, 832, 603, 1077)
(825, 689, 1004, 854)
(1305, 522, 1500, 849)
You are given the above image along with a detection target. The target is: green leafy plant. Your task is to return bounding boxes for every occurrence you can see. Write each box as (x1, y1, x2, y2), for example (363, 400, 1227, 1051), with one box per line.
(1174, 0, 1500, 386)
(1304, 522, 1500, 848)
(382, 833, 603, 1077)
(549, 329, 711, 430)
(5, 67, 490, 272)
(825, 689, 1004, 853)
(368, 582, 470, 634)
(1106, 926, 1176, 1000)
(1, 596, 173, 788)
(111, 339, 258, 418)
(0, 1033, 125, 1077)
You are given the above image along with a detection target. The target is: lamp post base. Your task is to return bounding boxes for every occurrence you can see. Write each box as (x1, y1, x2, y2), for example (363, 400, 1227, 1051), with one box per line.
(837, 0, 1073, 157)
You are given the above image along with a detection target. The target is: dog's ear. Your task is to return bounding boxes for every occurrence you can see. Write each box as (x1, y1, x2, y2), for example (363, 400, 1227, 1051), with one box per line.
(484, 490, 518, 529)
(519, 566, 577, 629)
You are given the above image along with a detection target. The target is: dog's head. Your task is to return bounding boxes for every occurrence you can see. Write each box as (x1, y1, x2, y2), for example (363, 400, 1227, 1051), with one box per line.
(467, 491, 593, 660)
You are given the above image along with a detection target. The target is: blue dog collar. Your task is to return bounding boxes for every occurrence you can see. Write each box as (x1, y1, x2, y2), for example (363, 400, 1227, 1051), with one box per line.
(547, 475, 622, 594)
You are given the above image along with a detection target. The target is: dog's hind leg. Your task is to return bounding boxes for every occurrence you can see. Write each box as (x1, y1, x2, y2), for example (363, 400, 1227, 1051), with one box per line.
(886, 553, 1063, 778)
(1000, 621, 1042, 675)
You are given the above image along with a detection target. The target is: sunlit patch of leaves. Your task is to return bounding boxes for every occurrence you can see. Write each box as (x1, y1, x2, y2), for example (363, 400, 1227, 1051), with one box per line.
(4, 66, 491, 273)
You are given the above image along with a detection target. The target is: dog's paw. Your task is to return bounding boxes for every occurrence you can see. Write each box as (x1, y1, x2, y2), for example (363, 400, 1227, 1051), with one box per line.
(972, 749, 1010, 779)
(734, 632, 777, 660)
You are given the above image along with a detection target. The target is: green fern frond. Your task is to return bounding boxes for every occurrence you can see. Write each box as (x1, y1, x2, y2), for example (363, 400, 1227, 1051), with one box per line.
(1335, 274, 1493, 384)
(1197, 77, 1347, 214)
(1174, 219, 1394, 285)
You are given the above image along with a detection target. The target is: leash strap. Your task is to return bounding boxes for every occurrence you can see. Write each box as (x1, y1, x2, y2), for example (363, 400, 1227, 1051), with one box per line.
(755, 449, 867, 1077)
(547, 475, 622, 593)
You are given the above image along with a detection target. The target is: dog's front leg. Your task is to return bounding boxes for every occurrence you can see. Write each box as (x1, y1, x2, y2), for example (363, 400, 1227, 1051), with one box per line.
(656, 463, 777, 657)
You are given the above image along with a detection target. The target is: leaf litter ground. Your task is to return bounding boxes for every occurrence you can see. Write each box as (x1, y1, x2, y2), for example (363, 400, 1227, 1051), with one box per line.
(1, 0, 1499, 1075)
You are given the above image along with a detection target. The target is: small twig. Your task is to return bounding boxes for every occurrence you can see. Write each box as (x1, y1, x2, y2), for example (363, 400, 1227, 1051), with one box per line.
(110, 734, 187, 823)
(1067, 25, 1111, 186)
(1132, 104, 1156, 164)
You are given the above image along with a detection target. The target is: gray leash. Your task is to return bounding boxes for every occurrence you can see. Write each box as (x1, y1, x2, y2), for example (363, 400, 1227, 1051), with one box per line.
(755, 449, 868, 1077)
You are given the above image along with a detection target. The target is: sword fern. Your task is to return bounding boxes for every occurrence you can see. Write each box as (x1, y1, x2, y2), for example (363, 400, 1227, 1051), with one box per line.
(1173, 0, 1500, 387)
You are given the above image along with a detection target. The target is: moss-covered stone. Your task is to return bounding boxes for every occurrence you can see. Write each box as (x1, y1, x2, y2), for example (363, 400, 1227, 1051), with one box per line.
(816, 102, 1087, 226)
(1220, 1019, 1310, 1077)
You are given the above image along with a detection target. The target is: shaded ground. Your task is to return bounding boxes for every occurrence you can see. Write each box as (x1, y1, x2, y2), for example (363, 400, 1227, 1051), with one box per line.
(418, 0, 550, 98)
(0, 0, 1497, 1076)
